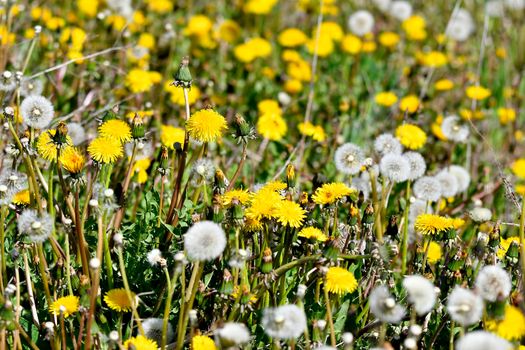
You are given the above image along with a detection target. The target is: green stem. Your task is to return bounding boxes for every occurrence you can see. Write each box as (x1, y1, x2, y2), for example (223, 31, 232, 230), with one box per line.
(116, 247, 144, 335)
(401, 181, 411, 275)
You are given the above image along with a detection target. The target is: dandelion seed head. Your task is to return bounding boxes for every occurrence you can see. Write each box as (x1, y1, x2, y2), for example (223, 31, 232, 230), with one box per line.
(403, 152, 426, 180)
(380, 153, 410, 183)
(446, 9, 475, 42)
(184, 221, 227, 261)
(448, 165, 470, 193)
(413, 176, 442, 202)
(261, 304, 307, 339)
(369, 285, 406, 324)
(18, 209, 53, 243)
(441, 116, 469, 143)
(389, 1, 413, 20)
(334, 143, 365, 175)
(435, 170, 459, 198)
(147, 249, 162, 266)
(348, 10, 375, 37)
(475, 265, 511, 302)
(374, 133, 403, 156)
(469, 207, 492, 222)
(21, 95, 54, 129)
(455, 331, 511, 350)
(142, 318, 174, 345)
(216, 322, 251, 347)
(20, 79, 43, 97)
(402, 275, 436, 315)
(66, 122, 87, 145)
(446, 286, 483, 326)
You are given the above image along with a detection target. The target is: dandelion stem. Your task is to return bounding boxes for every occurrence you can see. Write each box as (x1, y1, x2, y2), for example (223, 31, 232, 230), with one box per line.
(116, 247, 144, 335)
(401, 181, 411, 275)
(519, 194, 525, 293)
(323, 286, 336, 346)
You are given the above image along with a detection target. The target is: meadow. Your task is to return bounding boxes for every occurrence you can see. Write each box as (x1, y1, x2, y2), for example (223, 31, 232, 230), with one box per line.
(0, 0, 524, 349)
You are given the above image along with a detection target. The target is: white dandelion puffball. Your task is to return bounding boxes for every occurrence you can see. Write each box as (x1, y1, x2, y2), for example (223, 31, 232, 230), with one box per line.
(369, 285, 406, 324)
(20, 95, 54, 129)
(20, 79, 44, 97)
(475, 265, 511, 302)
(193, 158, 215, 181)
(402, 275, 437, 315)
(486, 0, 505, 17)
(413, 176, 442, 202)
(216, 322, 251, 347)
(372, 0, 392, 12)
(389, 1, 413, 20)
(448, 165, 470, 193)
(314, 347, 336, 350)
(403, 152, 426, 181)
(435, 170, 459, 198)
(456, 331, 511, 350)
(334, 143, 365, 175)
(147, 249, 162, 266)
(505, 0, 525, 9)
(446, 286, 484, 326)
(142, 318, 174, 345)
(441, 116, 469, 143)
(18, 209, 53, 243)
(261, 304, 307, 340)
(380, 153, 410, 183)
(66, 122, 87, 145)
(469, 207, 492, 222)
(126, 141, 154, 160)
(445, 9, 475, 42)
(184, 221, 226, 261)
(350, 177, 370, 200)
(374, 133, 403, 156)
(348, 10, 375, 37)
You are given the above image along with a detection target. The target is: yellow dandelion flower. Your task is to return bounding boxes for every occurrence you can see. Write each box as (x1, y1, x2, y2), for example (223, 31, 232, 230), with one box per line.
(245, 189, 283, 221)
(12, 189, 30, 206)
(59, 147, 85, 174)
(318, 22, 343, 42)
(99, 119, 132, 143)
(257, 113, 287, 141)
(217, 20, 241, 43)
(414, 214, 455, 235)
(186, 108, 228, 143)
(312, 182, 354, 205)
(298, 227, 327, 242)
(379, 31, 400, 47)
(497, 236, 520, 260)
(305, 35, 334, 57)
(278, 28, 308, 47)
(466, 85, 491, 100)
(375, 92, 398, 107)
(125, 69, 161, 93)
(485, 305, 525, 341)
(88, 137, 123, 164)
(420, 51, 447, 67)
(298, 121, 326, 142)
(498, 108, 516, 125)
(36, 130, 73, 162)
(160, 125, 185, 150)
(395, 124, 427, 150)
(511, 159, 525, 179)
(192, 335, 217, 350)
(259, 181, 287, 193)
(123, 335, 158, 350)
(325, 267, 358, 295)
(341, 34, 362, 55)
(104, 288, 136, 312)
(258, 99, 282, 115)
(222, 189, 252, 206)
(434, 79, 454, 91)
(399, 95, 420, 114)
(418, 241, 442, 264)
(132, 158, 151, 184)
(49, 295, 79, 318)
(274, 200, 306, 228)
(164, 82, 201, 106)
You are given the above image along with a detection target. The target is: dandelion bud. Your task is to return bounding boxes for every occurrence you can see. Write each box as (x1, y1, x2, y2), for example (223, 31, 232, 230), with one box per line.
(232, 113, 255, 144)
(261, 248, 273, 274)
(173, 56, 192, 88)
(286, 164, 296, 189)
(214, 169, 227, 194)
(131, 114, 145, 139)
(158, 146, 169, 175)
(505, 241, 519, 265)
(220, 269, 234, 295)
(240, 284, 251, 304)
